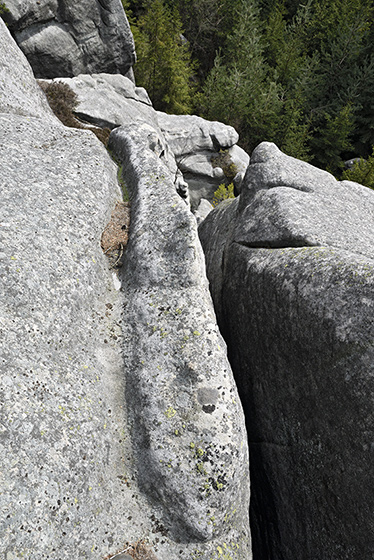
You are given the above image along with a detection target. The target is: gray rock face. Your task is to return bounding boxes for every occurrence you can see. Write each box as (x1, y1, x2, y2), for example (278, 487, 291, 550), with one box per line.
(156, 112, 239, 157)
(108, 121, 251, 553)
(38, 70, 250, 211)
(199, 142, 374, 560)
(0, 18, 251, 560)
(0, 18, 151, 560)
(157, 112, 247, 210)
(49, 73, 157, 130)
(194, 198, 214, 226)
(0, 16, 53, 119)
(4, 0, 136, 79)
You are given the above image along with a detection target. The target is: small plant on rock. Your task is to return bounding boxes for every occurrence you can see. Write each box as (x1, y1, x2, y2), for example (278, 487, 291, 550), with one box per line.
(211, 149, 238, 181)
(212, 183, 235, 207)
(341, 148, 374, 190)
(0, 2, 9, 23)
(38, 80, 111, 145)
(0, 2, 8, 15)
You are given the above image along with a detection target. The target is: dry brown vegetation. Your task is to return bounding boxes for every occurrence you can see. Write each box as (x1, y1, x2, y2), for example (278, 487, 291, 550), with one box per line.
(104, 540, 158, 560)
(38, 80, 111, 146)
(101, 201, 131, 268)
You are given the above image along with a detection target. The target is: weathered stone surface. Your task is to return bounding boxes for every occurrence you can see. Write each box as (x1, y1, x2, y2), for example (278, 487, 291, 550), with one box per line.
(52, 73, 156, 130)
(0, 20, 153, 560)
(156, 112, 239, 157)
(47, 73, 249, 210)
(0, 18, 53, 119)
(4, 0, 136, 79)
(157, 112, 246, 210)
(108, 121, 251, 554)
(0, 18, 251, 560)
(194, 198, 214, 226)
(199, 142, 374, 560)
(227, 144, 250, 194)
(236, 142, 374, 256)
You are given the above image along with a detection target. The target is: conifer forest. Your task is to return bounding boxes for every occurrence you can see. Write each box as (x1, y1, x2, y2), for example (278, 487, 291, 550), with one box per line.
(125, 0, 374, 186)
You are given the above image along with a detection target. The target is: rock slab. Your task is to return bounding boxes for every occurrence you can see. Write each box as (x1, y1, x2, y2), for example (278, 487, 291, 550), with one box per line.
(4, 0, 136, 79)
(108, 121, 251, 554)
(0, 18, 252, 560)
(0, 17, 155, 560)
(199, 142, 374, 560)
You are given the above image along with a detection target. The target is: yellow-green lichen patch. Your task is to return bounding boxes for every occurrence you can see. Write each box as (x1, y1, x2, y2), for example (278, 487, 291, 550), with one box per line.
(164, 406, 176, 419)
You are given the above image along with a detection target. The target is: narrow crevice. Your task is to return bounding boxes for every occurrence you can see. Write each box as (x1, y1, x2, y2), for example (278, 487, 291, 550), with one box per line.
(236, 239, 319, 250)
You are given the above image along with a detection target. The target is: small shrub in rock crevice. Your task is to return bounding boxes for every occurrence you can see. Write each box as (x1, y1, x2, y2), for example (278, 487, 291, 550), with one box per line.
(38, 80, 111, 146)
(212, 182, 235, 207)
(211, 149, 238, 180)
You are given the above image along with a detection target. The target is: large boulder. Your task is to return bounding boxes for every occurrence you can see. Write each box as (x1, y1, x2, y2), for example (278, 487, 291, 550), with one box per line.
(0, 18, 252, 560)
(199, 142, 374, 559)
(157, 112, 250, 210)
(108, 121, 251, 552)
(40, 72, 250, 210)
(3, 0, 135, 79)
(46, 73, 156, 130)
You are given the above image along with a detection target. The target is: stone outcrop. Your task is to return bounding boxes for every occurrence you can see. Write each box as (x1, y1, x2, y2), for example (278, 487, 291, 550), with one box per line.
(0, 17, 147, 560)
(199, 142, 374, 560)
(108, 121, 251, 549)
(46, 73, 156, 130)
(0, 18, 251, 560)
(43, 73, 250, 210)
(157, 112, 250, 210)
(3, 0, 136, 79)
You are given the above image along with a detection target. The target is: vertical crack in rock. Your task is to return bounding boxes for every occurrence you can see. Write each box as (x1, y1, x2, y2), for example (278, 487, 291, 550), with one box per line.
(108, 122, 251, 548)
(199, 142, 374, 560)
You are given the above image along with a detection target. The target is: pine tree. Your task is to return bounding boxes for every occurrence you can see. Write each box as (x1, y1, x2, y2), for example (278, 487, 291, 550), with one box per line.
(132, 0, 195, 114)
(201, 0, 283, 152)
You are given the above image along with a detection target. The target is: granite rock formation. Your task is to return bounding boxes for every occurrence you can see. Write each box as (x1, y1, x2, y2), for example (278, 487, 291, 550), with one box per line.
(43, 73, 250, 210)
(199, 142, 374, 560)
(109, 121, 251, 546)
(0, 18, 251, 560)
(3, 0, 136, 79)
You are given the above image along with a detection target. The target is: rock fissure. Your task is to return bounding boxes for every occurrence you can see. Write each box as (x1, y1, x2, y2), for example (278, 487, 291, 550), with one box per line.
(235, 239, 319, 250)
(199, 141, 374, 560)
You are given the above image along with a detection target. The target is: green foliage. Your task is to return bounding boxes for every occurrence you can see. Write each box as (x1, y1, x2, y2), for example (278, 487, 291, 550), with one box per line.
(201, 0, 283, 152)
(0, 2, 9, 20)
(120, 0, 130, 11)
(341, 148, 374, 189)
(131, 0, 195, 114)
(311, 104, 354, 173)
(197, 0, 374, 173)
(167, 0, 239, 80)
(128, 0, 374, 173)
(211, 150, 238, 180)
(212, 183, 235, 207)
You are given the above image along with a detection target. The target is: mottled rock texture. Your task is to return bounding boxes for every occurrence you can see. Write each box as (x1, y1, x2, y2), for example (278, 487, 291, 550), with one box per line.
(199, 142, 374, 560)
(50, 73, 156, 130)
(0, 18, 251, 560)
(0, 18, 152, 560)
(4, 0, 136, 79)
(108, 121, 251, 553)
